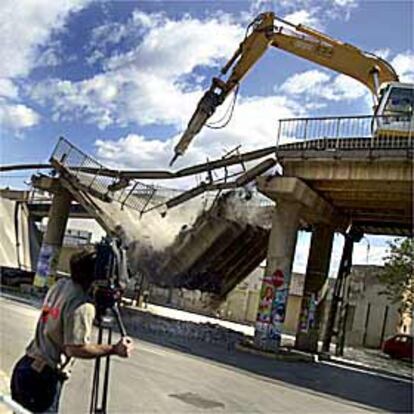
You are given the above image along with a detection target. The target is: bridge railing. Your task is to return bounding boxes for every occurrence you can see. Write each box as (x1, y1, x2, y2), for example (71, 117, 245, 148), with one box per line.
(50, 137, 156, 214)
(276, 114, 413, 151)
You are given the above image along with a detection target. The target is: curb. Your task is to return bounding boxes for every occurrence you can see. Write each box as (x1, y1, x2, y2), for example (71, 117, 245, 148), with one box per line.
(318, 353, 413, 382)
(0, 291, 41, 308)
(235, 342, 315, 362)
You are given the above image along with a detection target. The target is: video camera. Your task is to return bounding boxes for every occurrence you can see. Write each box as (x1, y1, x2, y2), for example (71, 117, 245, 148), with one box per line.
(92, 237, 129, 331)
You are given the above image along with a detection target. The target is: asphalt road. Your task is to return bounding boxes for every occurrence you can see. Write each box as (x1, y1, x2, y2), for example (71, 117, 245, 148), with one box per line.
(0, 296, 411, 413)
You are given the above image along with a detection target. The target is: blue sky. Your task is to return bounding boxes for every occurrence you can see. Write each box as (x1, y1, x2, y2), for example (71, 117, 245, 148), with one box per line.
(1, 0, 412, 272)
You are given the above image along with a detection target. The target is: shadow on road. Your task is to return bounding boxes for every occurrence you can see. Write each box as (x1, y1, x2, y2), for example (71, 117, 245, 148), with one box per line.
(133, 331, 413, 413)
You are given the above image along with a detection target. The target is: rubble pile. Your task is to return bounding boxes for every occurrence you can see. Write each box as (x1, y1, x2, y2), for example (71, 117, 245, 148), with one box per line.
(122, 306, 246, 348)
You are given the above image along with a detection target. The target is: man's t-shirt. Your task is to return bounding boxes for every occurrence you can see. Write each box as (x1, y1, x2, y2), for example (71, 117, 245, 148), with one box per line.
(26, 278, 95, 370)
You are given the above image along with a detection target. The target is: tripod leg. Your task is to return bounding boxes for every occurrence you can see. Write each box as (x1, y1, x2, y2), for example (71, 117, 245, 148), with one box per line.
(111, 304, 127, 337)
(90, 325, 103, 413)
(100, 328, 112, 414)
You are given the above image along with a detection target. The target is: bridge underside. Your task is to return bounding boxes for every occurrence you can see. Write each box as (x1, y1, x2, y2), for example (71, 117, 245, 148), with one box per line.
(271, 139, 413, 237)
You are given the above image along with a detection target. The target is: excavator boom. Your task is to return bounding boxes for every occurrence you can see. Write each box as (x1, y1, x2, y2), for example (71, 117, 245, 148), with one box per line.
(171, 11, 399, 164)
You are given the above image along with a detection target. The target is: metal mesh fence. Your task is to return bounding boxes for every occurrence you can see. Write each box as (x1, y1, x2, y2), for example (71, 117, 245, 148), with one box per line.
(51, 137, 156, 214)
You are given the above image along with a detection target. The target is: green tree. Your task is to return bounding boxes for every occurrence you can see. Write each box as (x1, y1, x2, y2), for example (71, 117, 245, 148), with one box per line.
(378, 238, 414, 316)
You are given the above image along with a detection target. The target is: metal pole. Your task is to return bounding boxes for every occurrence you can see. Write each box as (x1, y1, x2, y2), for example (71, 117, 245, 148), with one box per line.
(322, 227, 363, 353)
(336, 283, 351, 356)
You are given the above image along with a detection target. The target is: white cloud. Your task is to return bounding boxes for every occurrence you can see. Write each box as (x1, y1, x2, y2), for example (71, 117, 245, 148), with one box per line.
(279, 69, 368, 102)
(283, 9, 323, 29)
(89, 9, 164, 56)
(31, 12, 244, 129)
(391, 51, 414, 83)
(95, 93, 304, 171)
(248, 0, 358, 23)
(0, 102, 40, 130)
(0, 79, 18, 99)
(96, 134, 173, 170)
(0, 0, 90, 133)
(330, 74, 367, 101)
(0, 0, 90, 80)
(374, 48, 391, 60)
(332, 0, 358, 8)
(36, 45, 62, 68)
(280, 69, 330, 95)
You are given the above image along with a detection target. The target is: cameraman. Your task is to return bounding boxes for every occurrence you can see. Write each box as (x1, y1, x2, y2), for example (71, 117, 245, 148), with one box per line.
(10, 250, 133, 413)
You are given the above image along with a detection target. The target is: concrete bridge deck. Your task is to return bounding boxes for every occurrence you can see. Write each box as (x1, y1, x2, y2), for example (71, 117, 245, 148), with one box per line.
(262, 137, 412, 236)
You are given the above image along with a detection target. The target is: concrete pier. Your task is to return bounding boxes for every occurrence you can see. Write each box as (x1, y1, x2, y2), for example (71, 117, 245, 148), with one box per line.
(33, 188, 72, 288)
(254, 200, 300, 350)
(255, 176, 343, 351)
(295, 225, 334, 352)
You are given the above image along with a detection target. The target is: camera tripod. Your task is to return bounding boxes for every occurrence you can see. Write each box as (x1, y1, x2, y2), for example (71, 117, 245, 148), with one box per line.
(89, 303, 127, 414)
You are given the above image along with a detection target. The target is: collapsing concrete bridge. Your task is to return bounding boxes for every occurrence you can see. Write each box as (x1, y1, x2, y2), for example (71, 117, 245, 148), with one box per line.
(31, 137, 274, 298)
(29, 123, 412, 306)
(134, 192, 270, 296)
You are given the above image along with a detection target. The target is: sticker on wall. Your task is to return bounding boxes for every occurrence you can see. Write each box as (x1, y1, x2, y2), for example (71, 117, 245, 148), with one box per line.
(33, 244, 60, 288)
(272, 269, 284, 288)
(272, 301, 286, 324)
(255, 322, 270, 341)
(257, 285, 274, 323)
(298, 293, 317, 333)
(269, 324, 281, 341)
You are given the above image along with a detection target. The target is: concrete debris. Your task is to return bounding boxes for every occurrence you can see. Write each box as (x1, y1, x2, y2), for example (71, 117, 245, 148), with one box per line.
(122, 306, 246, 348)
(128, 190, 271, 296)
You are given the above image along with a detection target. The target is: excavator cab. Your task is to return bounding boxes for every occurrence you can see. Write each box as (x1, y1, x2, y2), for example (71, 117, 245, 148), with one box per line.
(374, 83, 414, 138)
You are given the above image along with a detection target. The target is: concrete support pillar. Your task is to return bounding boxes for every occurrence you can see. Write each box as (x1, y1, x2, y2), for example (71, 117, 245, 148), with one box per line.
(254, 200, 300, 351)
(33, 188, 72, 289)
(295, 225, 334, 352)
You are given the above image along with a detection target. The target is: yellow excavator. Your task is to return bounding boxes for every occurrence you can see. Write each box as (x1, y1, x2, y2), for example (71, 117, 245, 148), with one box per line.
(170, 12, 413, 165)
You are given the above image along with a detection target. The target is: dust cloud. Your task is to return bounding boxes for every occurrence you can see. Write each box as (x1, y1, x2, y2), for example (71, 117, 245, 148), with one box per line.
(85, 185, 272, 288)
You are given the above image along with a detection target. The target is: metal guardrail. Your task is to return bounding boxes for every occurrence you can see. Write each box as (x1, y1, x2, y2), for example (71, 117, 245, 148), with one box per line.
(276, 114, 413, 151)
(51, 137, 156, 214)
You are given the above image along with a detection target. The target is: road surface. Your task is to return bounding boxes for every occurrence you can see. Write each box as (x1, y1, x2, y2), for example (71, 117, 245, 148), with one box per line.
(0, 296, 411, 413)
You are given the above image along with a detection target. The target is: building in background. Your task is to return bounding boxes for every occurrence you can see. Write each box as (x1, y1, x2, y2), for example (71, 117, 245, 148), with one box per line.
(149, 266, 307, 335)
(150, 264, 412, 350)
(336, 265, 411, 348)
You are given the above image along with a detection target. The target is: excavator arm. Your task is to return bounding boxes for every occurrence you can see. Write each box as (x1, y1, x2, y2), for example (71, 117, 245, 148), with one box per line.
(170, 11, 399, 164)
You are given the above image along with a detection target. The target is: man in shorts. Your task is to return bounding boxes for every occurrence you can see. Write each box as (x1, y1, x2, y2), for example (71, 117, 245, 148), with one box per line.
(10, 250, 133, 413)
